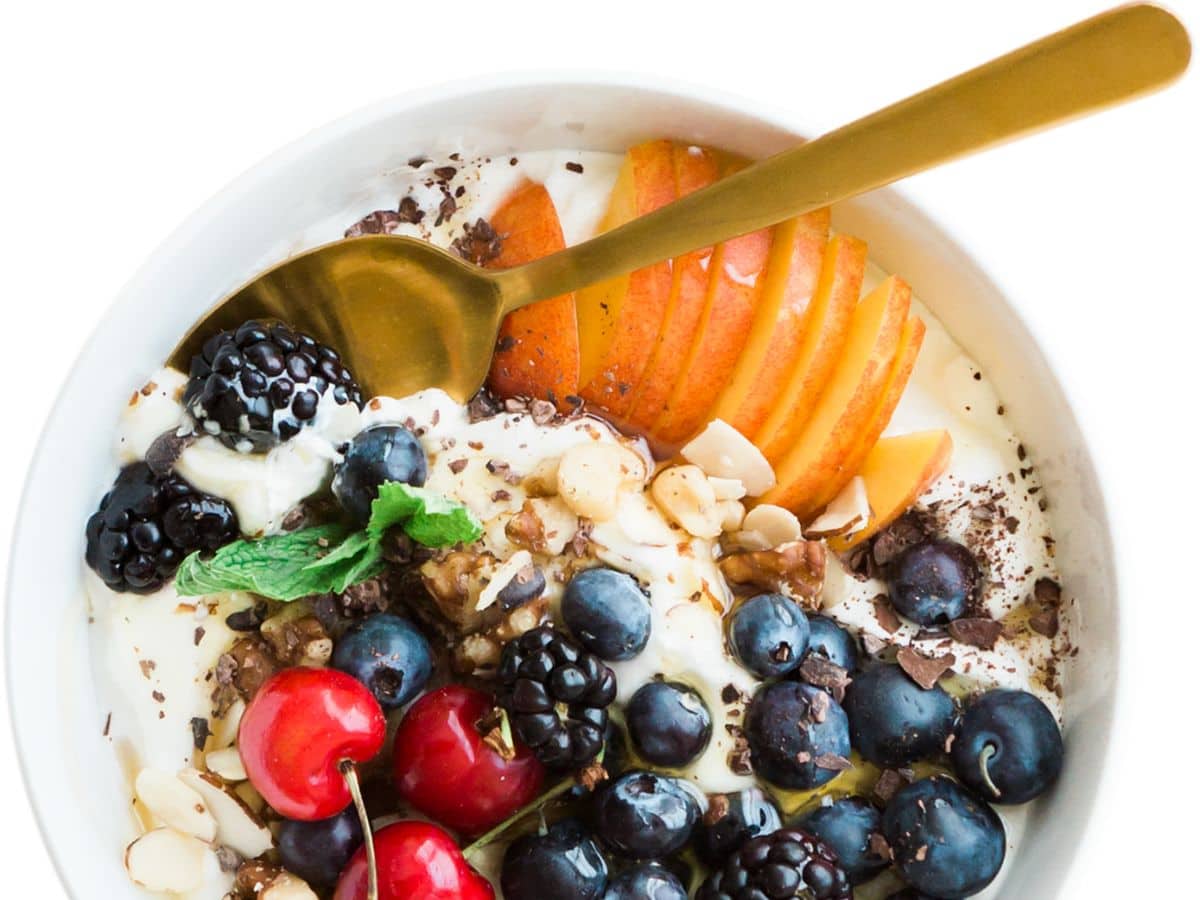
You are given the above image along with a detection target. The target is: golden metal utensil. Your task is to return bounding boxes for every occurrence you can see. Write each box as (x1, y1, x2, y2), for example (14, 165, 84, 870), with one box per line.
(169, 4, 1189, 400)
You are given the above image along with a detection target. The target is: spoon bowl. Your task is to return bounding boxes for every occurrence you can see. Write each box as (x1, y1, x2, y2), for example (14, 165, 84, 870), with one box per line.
(168, 236, 508, 401)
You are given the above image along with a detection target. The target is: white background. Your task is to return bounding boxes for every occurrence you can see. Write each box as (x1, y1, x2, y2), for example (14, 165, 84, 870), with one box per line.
(1, 0, 1196, 892)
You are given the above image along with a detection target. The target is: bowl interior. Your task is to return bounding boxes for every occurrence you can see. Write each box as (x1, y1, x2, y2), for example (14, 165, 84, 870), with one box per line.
(6, 75, 1115, 898)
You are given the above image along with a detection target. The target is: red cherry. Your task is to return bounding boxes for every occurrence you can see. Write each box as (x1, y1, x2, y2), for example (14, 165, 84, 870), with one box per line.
(334, 820, 494, 900)
(393, 685, 544, 835)
(239, 667, 386, 820)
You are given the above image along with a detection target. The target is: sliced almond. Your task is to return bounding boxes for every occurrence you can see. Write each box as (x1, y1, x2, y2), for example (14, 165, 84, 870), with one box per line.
(717, 499, 747, 532)
(743, 504, 804, 547)
(178, 768, 273, 859)
(557, 443, 647, 521)
(210, 699, 245, 750)
(206, 746, 248, 782)
(530, 497, 579, 554)
(805, 477, 871, 538)
(650, 465, 722, 538)
(681, 419, 776, 496)
(260, 871, 320, 900)
(728, 529, 773, 551)
(708, 476, 748, 501)
(125, 828, 208, 892)
(178, 847, 237, 900)
(477, 550, 534, 611)
(821, 552, 853, 611)
(134, 768, 217, 842)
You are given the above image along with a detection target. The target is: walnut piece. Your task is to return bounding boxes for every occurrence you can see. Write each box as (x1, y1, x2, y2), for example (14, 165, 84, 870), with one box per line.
(719, 540, 827, 607)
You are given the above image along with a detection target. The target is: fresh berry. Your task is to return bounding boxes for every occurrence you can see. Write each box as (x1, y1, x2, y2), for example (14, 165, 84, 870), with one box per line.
(238, 667, 385, 820)
(626, 680, 712, 768)
(393, 685, 544, 835)
(799, 797, 889, 886)
(332, 425, 428, 524)
(886, 891, 933, 900)
(603, 862, 687, 900)
(562, 567, 652, 661)
(745, 681, 851, 790)
(331, 613, 433, 711)
(594, 770, 701, 860)
(693, 787, 782, 868)
(277, 807, 363, 887)
(568, 720, 629, 801)
(804, 615, 860, 672)
(184, 319, 363, 452)
(882, 776, 1006, 899)
(696, 827, 852, 900)
(334, 820, 493, 900)
(498, 626, 616, 769)
(729, 593, 811, 678)
(501, 818, 608, 900)
(84, 462, 238, 593)
(888, 540, 980, 626)
(951, 689, 1064, 804)
(843, 665, 956, 768)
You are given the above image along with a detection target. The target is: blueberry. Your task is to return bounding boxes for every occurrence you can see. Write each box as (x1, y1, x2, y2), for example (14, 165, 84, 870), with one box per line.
(745, 681, 851, 790)
(805, 615, 860, 672)
(562, 568, 652, 661)
(889, 540, 980, 626)
(692, 787, 782, 867)
(729, 593, 810, 678)
(332, 425, 428, 524)
(594, 771, 701, 859)
(602, 863, 687, 900)
(843, 664, 956, 767)
(626, 681, 712, 768)
(331, 613, 432, 711)
(882, 776, 1005, 898)
(277, 807, 363, 887)
(951, 689, 1064, 804)
(502, 818, 608, 900)
(800, 797, 889, 885)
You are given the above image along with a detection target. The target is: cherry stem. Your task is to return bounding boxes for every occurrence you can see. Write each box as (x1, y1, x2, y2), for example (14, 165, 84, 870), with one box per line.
(462, 748, 606, 861)
(339, 760, 378, 900)
(977, 744, 1002, 799)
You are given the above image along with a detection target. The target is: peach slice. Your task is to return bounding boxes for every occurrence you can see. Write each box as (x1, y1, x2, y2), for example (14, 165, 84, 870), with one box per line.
(652, 157, 774, 447)
(623, 144, 721, 432)
(753, 235, 867, 462)
(795, 314, 927, 519)
(485, 180, 578, 407)
(759, 275, 911, 512)
(709, 208, 832, 438)
(577, 140, 678, 416)
(827, 430, 953, 551)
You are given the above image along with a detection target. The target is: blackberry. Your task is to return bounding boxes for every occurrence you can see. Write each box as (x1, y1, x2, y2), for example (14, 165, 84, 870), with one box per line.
(85, 462, 239, 593)
(183, 320, 363, 452)
(498, 625, 616, 769)
(697, 828, 852, 900)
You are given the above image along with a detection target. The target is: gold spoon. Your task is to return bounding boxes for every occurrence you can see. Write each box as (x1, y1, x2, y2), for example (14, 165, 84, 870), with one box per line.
(169, 4, 1189, 400)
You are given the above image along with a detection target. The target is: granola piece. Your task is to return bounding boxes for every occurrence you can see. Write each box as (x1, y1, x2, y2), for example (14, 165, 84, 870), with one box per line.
(719, 540, 827, 607)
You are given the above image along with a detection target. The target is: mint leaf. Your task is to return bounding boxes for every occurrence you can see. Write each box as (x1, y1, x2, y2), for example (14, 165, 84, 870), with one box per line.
(175, 524, 383, 601)
(368, 482, 483, 547)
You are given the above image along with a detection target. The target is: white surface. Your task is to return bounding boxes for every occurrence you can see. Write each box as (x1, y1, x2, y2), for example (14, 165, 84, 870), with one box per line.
(0, 0, 1195, 896)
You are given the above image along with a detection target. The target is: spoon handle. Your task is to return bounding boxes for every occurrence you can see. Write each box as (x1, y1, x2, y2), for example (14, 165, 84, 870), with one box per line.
(494, 3, 1189, 312)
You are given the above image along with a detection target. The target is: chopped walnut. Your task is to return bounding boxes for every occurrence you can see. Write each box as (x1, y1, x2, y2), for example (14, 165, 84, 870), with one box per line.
(451, 595, 550, 675)
(719, 540, 827, 607)
(420, 550, 489, 630)
(218, 637, 278, 704)
(505, 500, 549, 553)
(261, 615, 332, 667)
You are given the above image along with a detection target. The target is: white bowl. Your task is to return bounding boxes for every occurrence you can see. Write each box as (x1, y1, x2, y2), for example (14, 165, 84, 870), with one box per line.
(6, 73, 1116, 898)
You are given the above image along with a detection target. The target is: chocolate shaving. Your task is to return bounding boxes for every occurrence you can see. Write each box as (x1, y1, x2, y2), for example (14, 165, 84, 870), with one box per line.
(467, 389, 501, 422)
(797, 655, 852, 702)
(529, 399, 556, 425)
(225, 601, 268, 632)
(873, 768, 909, 804)
(862, 633, 889, 656)
(947, 617, 1003, 650)
(1034, 577, 1062, 607)
(448, 458, 469, 474)
(897, 646, 956, 690)
(345, 209, 406, 237)
(193, 626, 205, 647)
(814, 753, 853, 772)
(565, 161, 585, 174)
(190, 717, 211, 751)
(872, 596, 902, 634)
(1029, 609, 1060, 638)
(397, 195, 424, 224)
(144, 429, 196, 476)
(450, 218, 503, 265)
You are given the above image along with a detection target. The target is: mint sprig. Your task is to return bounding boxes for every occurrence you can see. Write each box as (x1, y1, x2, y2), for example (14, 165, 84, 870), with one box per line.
(175, 482, 482, 601)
